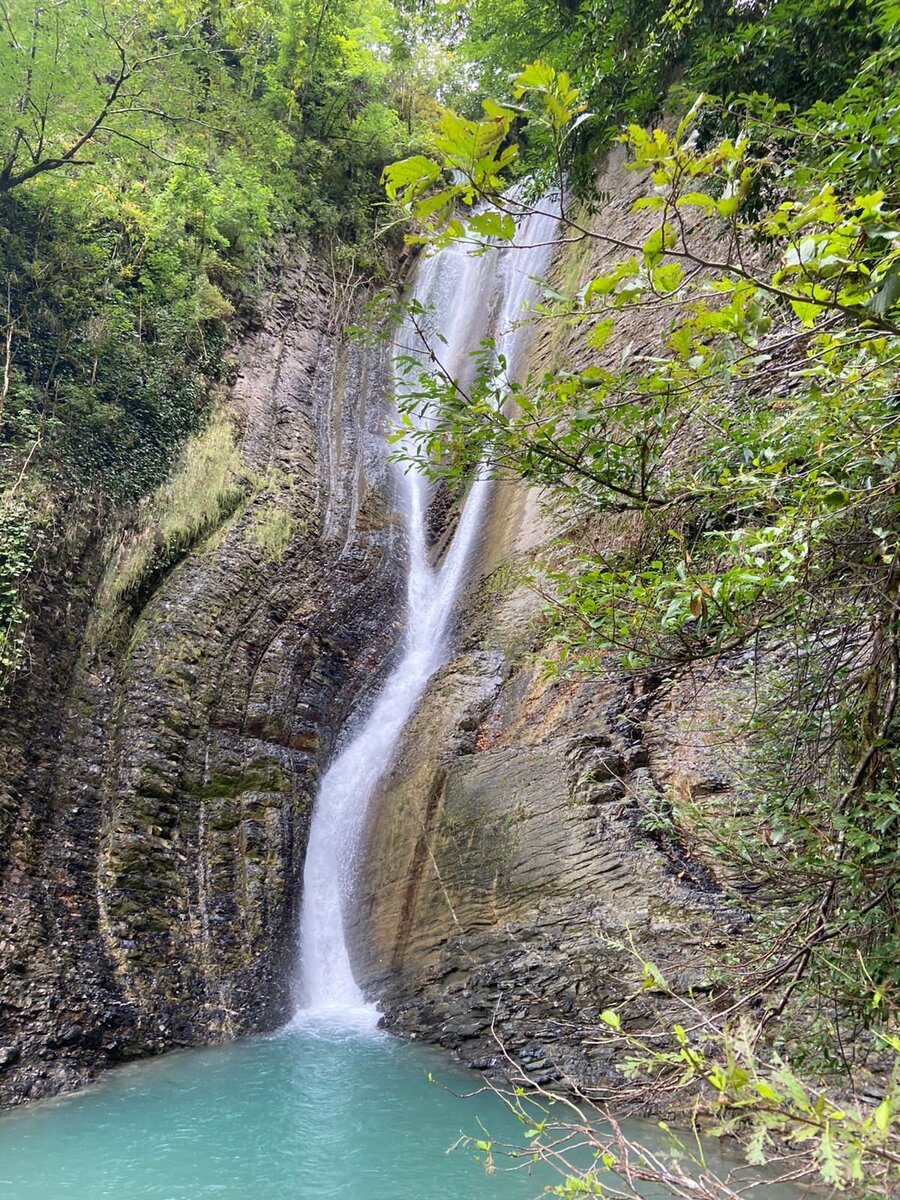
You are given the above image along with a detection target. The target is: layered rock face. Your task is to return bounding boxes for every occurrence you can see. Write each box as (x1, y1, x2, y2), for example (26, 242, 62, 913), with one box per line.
(350, 481, 741, 1094)
(349, 150, 751, 1094)
(0, 252, 402, 1106)
(1, 149, 752, 1109)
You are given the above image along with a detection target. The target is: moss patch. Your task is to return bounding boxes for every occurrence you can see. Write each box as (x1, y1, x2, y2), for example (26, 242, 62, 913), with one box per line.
(89, 406, 260, 647)
(244, 503, 296, 562)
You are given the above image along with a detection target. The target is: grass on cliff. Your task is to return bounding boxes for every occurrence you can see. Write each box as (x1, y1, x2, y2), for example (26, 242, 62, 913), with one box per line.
(244, 503, 297, 564)
(95, 407, 255, 631)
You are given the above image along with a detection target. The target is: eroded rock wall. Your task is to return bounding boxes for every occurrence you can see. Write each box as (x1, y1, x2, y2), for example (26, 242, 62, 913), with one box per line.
(349, 484, 742, 1095)
(349, 152, 752, 1096)
(0, 251, 402, 1106)
(0, 151, 758, 1109)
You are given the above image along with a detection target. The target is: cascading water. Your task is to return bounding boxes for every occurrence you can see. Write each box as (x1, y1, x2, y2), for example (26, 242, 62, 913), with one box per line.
(294, 200, 560, 1019)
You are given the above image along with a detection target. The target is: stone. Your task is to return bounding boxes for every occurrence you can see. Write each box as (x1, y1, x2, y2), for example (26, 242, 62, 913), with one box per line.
(0, 250, 403, 1109)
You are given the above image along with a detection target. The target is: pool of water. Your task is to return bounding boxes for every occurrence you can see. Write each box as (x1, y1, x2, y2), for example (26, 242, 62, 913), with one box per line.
(0, 1017, 798, 1200)
(0, 1018, 575, 1200)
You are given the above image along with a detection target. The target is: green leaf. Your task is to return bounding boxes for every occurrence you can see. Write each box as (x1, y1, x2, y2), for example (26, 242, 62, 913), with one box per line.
(790, 297, 823, 326)
(643, 223, 677, 268)
(653, 263, 683, 294)
(874, 1097, 892, 1132)
(382, 156, 442, 201)
(587, 318, 615, 351)
(468, 211, 516, 242)
(482, 98, 518, 122)
(641, 961, 667, 990)
(413, 189, 457, 221)
(677, 191, 716, 213)
(514, 60, 556, 92)
(870, 264, 900, 316)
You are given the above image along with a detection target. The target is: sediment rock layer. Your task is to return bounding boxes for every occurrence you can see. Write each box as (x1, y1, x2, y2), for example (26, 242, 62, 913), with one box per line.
(0, 253, 401, 1106)
(2, 150, 754, 1108)
(349, 150, 753, 1093)
(350, 479, 743, 1095)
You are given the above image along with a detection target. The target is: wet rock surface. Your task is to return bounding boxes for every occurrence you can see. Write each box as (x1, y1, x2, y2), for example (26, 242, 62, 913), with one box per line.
(0, 152, 758, 1111)
(351, 580, 741, 1096)
(347, 146, 755, 1095)
(0, 253, 402, 1107)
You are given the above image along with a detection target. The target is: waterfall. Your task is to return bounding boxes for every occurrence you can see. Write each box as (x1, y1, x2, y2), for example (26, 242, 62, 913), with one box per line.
(294, 200, 560, 1020)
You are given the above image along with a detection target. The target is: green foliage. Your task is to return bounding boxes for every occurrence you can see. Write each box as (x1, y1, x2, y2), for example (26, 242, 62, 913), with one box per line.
(0, 0, 432, 494)
(384, 17, 900, 1190)
(0, 0, 442, 686)
(382, 59, 583, 236)
(615, 968, 900, 1194)
(456, 957, 898, 1196)
(508, 962, 900, 1196)
(422, 0, 890, 193)
(0, 493, 39, 689)
(685, 0, 883, 111)
(1, 188, 228, 500)
(94, 406, 254, 632)
(426, 0, 578, 114)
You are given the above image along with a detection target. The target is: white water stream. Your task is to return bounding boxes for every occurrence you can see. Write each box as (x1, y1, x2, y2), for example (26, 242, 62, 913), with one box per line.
(294, 202, 559, 1019)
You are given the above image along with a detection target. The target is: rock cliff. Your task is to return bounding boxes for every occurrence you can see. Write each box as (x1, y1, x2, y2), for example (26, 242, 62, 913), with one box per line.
(350, 478, 743, 1096)
(1, 153, 754, 1109)
(349, 150, 753, 1095)
(0, 250, 402, 1106)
